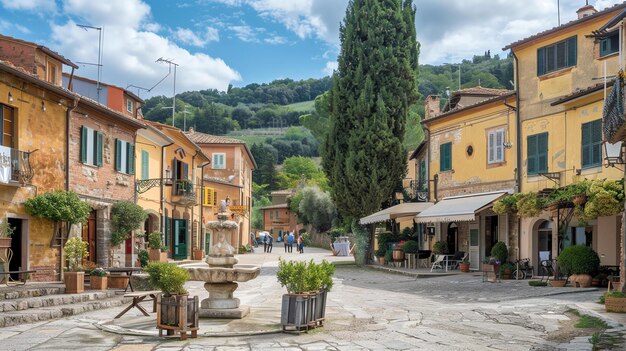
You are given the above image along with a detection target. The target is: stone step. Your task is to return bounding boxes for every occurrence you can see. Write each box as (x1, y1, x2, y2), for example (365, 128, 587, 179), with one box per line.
(0, 287, 64, 301)
(0, 295, 130, 328)
(0, 290, 117, 312)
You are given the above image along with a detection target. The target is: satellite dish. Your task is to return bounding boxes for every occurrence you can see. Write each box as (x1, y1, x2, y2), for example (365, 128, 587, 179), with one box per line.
(228, 175, 235, 182)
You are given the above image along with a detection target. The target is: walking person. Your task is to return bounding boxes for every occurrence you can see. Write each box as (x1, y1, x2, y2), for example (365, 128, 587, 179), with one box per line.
(263, 233, 268, 253)
(284, 232, 289, 252)
(267, 234, 273, 253)
(297, 235, 303, 254)
(287, 231, 294, 253)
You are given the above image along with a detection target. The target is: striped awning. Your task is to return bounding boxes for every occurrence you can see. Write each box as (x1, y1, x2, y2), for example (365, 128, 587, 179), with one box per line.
(414, 191, 510, 224)
(359, 202, 434, 225)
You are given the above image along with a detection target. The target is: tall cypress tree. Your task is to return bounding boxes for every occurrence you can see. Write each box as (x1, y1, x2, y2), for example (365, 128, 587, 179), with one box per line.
(322, 0, 419, 220)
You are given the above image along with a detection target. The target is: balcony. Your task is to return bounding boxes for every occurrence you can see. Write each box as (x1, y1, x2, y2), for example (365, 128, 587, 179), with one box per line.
(0, 147, 33, 186)
(171, 180, 197, 206)
(404, 180, 429, 202)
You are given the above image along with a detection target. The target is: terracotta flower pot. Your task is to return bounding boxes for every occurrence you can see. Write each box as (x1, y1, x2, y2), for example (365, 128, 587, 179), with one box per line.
(0, 237, 11, 248)
(378, 257, 385, 265)
(570, 274, 592, 288)
(459, 262, 470, 272)
(550, 280, 567, 287)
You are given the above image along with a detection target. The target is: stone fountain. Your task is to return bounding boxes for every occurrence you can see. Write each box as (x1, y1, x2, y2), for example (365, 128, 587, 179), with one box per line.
(186, 201, 260, 319)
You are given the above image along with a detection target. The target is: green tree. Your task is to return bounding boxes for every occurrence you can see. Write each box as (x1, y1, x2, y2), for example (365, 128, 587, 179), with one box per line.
(110, 201, 147, 246)
(323, 0, 419, 221)
(250, 143, 279, 189)
(277, 156, 328, 190)
(295, 186, 336, 232)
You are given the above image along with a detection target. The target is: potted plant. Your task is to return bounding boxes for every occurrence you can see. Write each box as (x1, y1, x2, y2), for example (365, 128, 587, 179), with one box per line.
(557, 245, 600, 288)
(432, 240, 448, 255)
(605, 291, 626, 313)
(482, 257, 501, 282)
(64, 236, 88, 294)
(499, 262, 515, 280)
(384, 250, 393, 266)
(516, 192, 545, 218)
(148, 232, 168, 262)
(145, 262, 198, 340)
(549, 261, 567, 287)
(0, 218, 14, 248)
(277, 259, 335, 331)
(490, 241, 508, 263)
(138, 249, 150, 268)
(375, 248, 387, 265)
(90, 267, 108, 290)
(402, 240, 419, 268)
(459, 255, 470, 273)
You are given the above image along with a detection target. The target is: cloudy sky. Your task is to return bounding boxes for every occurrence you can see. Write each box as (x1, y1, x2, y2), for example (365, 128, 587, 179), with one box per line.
(0, 0, 623, 97)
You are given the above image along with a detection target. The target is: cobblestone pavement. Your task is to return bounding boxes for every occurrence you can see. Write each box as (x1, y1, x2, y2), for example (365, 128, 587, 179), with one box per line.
(1, 247, 624, 351)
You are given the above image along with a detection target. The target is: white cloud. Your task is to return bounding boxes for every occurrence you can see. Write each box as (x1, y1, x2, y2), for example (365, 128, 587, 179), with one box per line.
(0, 20, 32, 34)
(173, 27, 219, 47)
(0, 0, 56, 12)
(48, 0, 240, 95)
(231, 25, 259, 42)
(322, 60, 337, 76)
(264, 35, 287, 45)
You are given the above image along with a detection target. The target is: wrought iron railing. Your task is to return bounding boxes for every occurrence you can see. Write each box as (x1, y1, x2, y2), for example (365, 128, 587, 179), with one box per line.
(404, 180, 429, 202)
(172, 179, 197, 205)
(0, 148, 33, 185)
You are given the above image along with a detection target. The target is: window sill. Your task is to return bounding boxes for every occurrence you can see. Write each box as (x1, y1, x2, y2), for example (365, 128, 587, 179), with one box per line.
(538, 67, 574, 81)
(579, 165, 602, 175)
(81, 162, 101, 169)
(487, 161, 506, 169)
(598, 52, 618, 60)
(439, 169, 454, 174)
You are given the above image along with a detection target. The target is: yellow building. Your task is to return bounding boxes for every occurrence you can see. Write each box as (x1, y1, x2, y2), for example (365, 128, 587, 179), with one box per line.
(504, 3, 625, 270)
(415, 88, 517, 270)
(0, 58, 77, 281)
(184, 129, 256, 252)
(148, 122, 210, 260)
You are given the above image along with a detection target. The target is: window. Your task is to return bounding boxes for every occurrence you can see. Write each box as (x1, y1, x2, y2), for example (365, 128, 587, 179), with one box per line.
(600, 32, 619, 57)
(212, 153, 225, 169)
(80, 126, 103, 167)
(488, 128, 505, 164)
(126, 99, 133, 113)
(141, 150, 149, 180)
(115, 139, 135, 174)
(203, 187, 215, 207)
(0, 104, 15, 147)
(439, 142, 452, 172)
(537, 36, 577, 76)
(581, 119, 602, 168)
(527, 132, 548, 175)
(276, 211, 279, 219)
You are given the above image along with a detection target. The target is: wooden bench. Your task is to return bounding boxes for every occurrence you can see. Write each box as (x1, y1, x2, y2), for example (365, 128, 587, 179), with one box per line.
(0, 270, 36, 286)
(115, 290, 161, 319)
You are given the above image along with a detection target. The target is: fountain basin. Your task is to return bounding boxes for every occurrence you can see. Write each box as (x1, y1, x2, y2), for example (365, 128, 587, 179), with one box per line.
(187, 265, 260, 284)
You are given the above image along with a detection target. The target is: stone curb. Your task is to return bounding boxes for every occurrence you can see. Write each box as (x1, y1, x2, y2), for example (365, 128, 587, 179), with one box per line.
(365, 264, 459, 278)
(94, 319, 284, 338)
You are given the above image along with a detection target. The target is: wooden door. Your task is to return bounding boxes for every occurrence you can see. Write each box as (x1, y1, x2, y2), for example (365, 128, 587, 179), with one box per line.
(81, 210, 97, 263)
(469, 225, 480, 271)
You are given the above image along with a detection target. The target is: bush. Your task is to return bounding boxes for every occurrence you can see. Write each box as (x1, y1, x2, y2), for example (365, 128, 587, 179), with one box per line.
(377, 231, 393, 256)
(111, 201, 147, 246)
(64, 236, 88, 272)
(400, 227, 414, 240)
(433, 240, 448, 254)
(138, 249, 149, 268)
(499, 262, 515, 274)
(402, 240, 419, 254)
(277, 259, 335, 294)
(557, 245, 600, 275)
(384, 250, 393, 262)
(528, 281, 548, 287)
(147, 232, 163, 250)
(516, 192, 544, 217)
(490, 241, 508, 263)
(144, 262, 189, 295)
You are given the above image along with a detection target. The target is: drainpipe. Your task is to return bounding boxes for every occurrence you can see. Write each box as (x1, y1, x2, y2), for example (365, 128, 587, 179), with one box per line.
(199, 161, 211, 255)
(513, 50, 522, 261)
(65, 98, 78, 191)
(191, 150, 198, 259)
(161, 142, 174, 244)
(423, 124, 433, 201)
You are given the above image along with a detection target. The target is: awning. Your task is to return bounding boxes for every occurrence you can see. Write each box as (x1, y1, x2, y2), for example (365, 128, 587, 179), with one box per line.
(414, 191, 510, 224)
(359, 202, 434, 225)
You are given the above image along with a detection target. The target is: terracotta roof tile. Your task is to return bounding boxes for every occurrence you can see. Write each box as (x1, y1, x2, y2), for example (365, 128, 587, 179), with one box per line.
(453, 86, 512, 96)
(184, 130, 246, 144)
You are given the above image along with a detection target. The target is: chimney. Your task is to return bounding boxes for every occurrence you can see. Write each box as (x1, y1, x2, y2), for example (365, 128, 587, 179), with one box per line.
(576, 4, 597, 19)
(424, 95, 441, 120)
(188, 127, 194, 134)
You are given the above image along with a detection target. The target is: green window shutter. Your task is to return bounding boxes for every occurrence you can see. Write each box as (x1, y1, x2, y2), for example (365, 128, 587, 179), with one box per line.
(141, 150, 149, 180)
(115, 139, 122, 172)
(600, 38, 609, 57)
(567, 36, 577, 67)
(182, 162, 189, 180)
(165, 216, 171, 247)
(440, 143, 451, 172)
(592, 120, 602, 166)
(582, 120, 602, 168)
(537, 133, 548, 173)
(80, 126, 88, 163)
(582, 122, 591, 167)
(127, 143, 135, 175)
(527, 134, 537, 175)
(95, 132, 103, 167)
(537, 47, 545, 76)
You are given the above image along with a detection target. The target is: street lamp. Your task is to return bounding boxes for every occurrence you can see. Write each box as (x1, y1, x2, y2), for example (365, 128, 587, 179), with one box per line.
(603, 140, 625, 167)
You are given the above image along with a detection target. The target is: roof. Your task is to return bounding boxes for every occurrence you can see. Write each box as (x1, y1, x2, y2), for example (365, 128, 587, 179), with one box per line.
(409, 140, 428, 160)
(359, 202, 434, 225)
(550, 81, 613, 106)
(203, 176, 243, 188)
(260, 203, 290, 210)
(0, 60, 77, 100)
(422, 92, 516, 125)
(503, 2, 626, 50)
(598, 7, 626, 32)
(147, 121, 211, 163)
(451, 86, 511, 97)
(185, 130, 257, 169)
(271, 190, 294, 196)
(65, 73, 145, 103)
(0, 34, 78, 68)
(415, 191, 510, 223)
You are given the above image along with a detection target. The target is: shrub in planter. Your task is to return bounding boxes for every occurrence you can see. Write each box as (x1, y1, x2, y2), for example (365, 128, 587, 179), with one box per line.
(138, 249, 150, 268)
(433, 240, 448, 255)
(148, 232, 168, 262)
(490, 241, 508, 263)
(499, 262, 515, 279)
(558, 245, 599, 288)
(402, 240, 419, 254)
(144, 262, 189, 296)
(64, 237, 88, 294)
(90, 267, 107, 290)
(605, 291, 626, 313)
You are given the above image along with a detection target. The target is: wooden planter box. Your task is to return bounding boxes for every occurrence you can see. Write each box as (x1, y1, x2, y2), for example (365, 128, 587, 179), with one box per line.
(149, 249, 168, 262)
(64, 271, 85, 294)
(0, 237, 11, 249)
(392, 249, 404, 262)
(281, 293, 311, 332)
(312, 290, 328, 327)
(90, 275, 107, 290)
(605, 296, 626, 313)
(108, 274, 130, 289)
(156, 294, 199, 340)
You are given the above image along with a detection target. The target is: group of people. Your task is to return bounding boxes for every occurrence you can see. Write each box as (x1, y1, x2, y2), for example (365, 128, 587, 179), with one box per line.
(282, 231, 304, 254)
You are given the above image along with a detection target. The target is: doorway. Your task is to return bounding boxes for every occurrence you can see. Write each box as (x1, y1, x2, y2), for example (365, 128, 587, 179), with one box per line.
(485, 216, 499, 256)
(447, 223, 458, 254)
(173, 219, 188, 260)
(469, 224, 480, 270)
(8, 218, 23, 280)
(81, 210, 97, 263)
(537, 220, 553, 270)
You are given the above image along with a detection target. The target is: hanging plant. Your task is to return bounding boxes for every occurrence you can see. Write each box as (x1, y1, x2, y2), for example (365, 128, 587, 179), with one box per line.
(583, 179, 624, 220)
(492, 193, 522, 215)
(516, 192, 545, 218)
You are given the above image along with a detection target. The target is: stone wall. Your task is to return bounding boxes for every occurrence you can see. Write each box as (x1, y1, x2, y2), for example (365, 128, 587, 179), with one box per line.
(307, 230, 356, 250)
